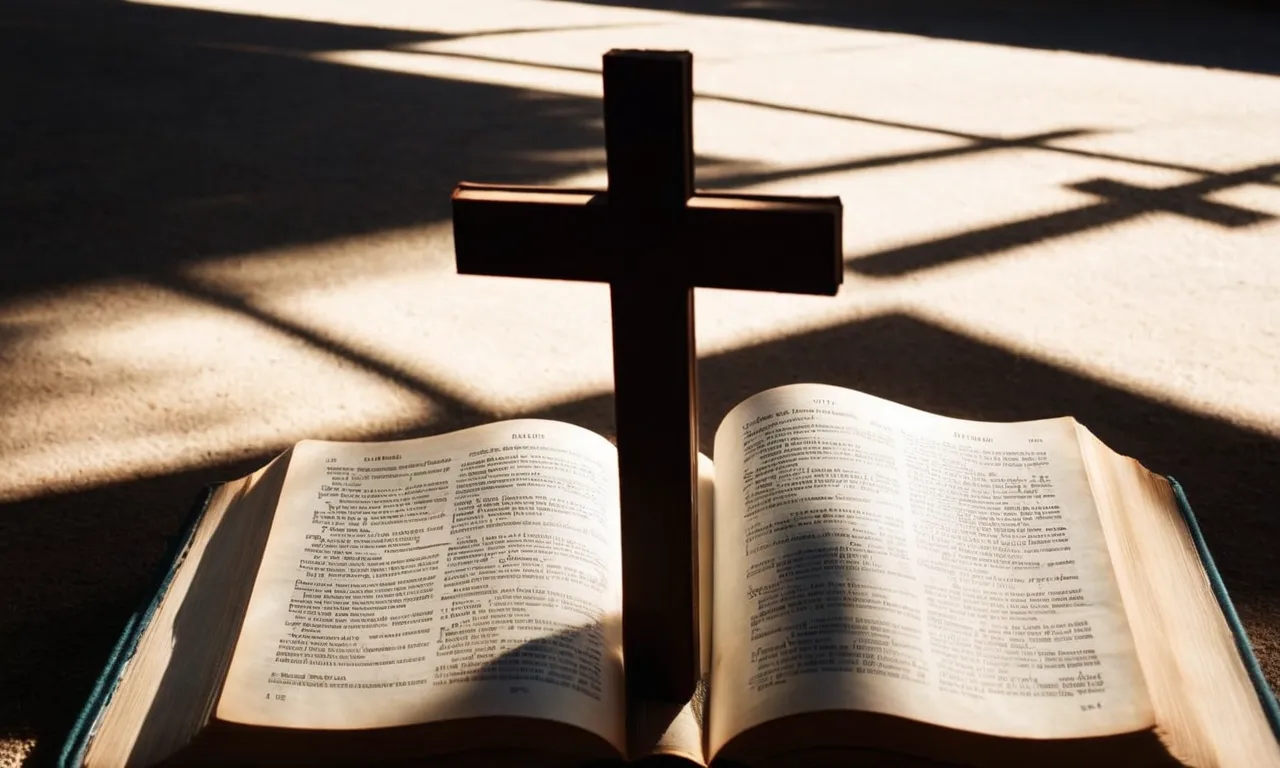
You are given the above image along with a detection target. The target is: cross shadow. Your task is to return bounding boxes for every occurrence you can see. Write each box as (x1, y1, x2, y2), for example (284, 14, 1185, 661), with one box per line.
(557, 0, 1280, 76)
(848, 165, 1280, 277)
(6, 0, 1273, 315)
(698, 129, 1098, 191)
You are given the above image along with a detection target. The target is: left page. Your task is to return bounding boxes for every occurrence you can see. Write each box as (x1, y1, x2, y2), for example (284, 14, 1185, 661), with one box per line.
(217, 420, 625, 753)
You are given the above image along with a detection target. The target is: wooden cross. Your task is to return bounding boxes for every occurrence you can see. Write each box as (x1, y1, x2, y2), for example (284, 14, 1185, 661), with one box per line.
(451, 49, 842, 701)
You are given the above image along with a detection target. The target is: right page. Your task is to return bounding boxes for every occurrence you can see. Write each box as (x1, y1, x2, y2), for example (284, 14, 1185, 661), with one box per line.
(709, 384, 1155, 756)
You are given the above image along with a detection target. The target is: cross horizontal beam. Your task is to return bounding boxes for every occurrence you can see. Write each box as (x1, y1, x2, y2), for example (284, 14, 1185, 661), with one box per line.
(1071, 176, 1275, 228)
(453, 183, 843, 295)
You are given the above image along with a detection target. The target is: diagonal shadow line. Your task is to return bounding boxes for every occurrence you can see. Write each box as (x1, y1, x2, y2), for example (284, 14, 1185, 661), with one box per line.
(700, 129, 1094, 190)
(1072, 180, 1274, 228)
(196, 22, 660, 51)
(381, 47, 1277, 185)
(439, 23, 663, 39)
(1121, 162, 1280, 197)
(849, 201, 1135, 277)
(0, 7, 616, 55)
(150, 273, 491, 423)
(850, 164, 1280, 277)
(555, 0, 1280, 79)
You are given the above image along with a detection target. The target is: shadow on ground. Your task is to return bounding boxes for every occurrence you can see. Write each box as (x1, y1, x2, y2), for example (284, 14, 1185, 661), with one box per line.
(565, 0, 1280, 76)
(0, 0, 613, 302)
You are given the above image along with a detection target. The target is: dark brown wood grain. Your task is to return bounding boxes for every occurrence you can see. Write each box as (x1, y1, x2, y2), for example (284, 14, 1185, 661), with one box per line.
(452, 186, 843, 293)
(450, 49, 843, 702)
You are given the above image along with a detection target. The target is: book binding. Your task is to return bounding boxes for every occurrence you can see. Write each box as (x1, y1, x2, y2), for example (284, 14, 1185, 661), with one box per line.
(57, 485, 220, 768)
(1167, 477, 1280, 738)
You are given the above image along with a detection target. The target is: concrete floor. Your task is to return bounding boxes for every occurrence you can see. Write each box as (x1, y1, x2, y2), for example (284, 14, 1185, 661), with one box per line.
(2, 0, 1278, 764)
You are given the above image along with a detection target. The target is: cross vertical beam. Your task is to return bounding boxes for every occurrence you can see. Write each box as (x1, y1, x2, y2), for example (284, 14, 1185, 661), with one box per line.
(604, 51, 699, 703)
(604, 51, 694, 207)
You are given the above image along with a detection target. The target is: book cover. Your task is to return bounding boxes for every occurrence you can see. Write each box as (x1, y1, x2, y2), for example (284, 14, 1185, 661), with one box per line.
(1168, 478, 1280, 739)
(58, 486, 220, 768)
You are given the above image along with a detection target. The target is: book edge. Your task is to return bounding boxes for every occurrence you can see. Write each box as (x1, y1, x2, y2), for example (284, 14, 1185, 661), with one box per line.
(57, 485, 222, 768)
(1166, 475, 1280, 742)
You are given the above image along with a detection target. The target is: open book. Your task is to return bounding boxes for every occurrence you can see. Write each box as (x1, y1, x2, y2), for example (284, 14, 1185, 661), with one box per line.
(64, 384, 1280, 767)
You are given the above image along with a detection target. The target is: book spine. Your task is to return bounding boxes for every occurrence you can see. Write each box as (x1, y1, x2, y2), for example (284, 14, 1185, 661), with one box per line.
(57, 485, 220, 768)
(1167, 476, 1280, 742)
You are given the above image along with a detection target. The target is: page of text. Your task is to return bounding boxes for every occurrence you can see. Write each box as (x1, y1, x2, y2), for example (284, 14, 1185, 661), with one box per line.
(218, 420, 624, 752)
(709, 385, 1153, 755)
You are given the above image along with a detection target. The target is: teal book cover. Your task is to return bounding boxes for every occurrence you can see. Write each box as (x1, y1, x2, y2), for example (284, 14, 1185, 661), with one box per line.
(58, 486, 219, 768)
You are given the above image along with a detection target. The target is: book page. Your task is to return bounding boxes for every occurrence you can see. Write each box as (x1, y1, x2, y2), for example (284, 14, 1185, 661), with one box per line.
(218, 420, 625, 753)
(709, 385, 1154, 756)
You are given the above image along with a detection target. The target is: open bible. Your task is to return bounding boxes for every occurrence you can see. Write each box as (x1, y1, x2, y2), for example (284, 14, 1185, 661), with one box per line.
(63, 384, 1280, 767)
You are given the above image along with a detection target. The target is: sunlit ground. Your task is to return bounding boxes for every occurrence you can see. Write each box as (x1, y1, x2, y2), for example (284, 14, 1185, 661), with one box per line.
(3, 0, 1277, 501)
(2, 0, 1279, 759)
